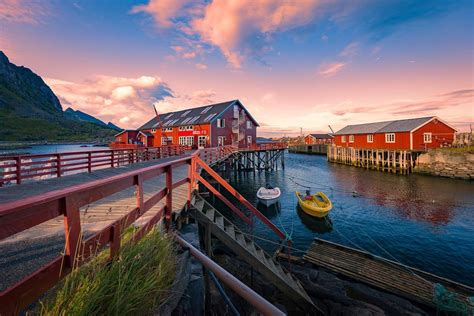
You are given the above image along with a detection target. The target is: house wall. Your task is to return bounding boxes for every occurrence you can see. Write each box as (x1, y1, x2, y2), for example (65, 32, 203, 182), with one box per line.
(115, 131, 138, 144)
(141, 124, 211, 147)
(211, 103, 257, 147)
(412, 120, 455, 150)
(304, 135, 315, 144)
(334, 132, 411, 150)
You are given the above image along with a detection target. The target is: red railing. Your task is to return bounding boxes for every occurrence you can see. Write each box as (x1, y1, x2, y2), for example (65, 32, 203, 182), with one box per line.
(0, 147, 287, 315)
(243, 142, 287, 151)
(199, 145, 238, 165)
(109, 142, 145, 149)
(0, 145, 186, 186)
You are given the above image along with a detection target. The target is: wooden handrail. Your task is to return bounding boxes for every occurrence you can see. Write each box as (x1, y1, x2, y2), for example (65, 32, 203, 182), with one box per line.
(0, 145, 187, 187)
(193, 156, 286, 241)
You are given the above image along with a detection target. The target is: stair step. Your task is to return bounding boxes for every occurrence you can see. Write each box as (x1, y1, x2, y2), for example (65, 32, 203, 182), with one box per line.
(224, 225, 235, 239)
(245, 239, 257, 255)
(194, 198, 205, 211)
(235, 232, 245, 245)
(205, 208, 215, 222)
(215, 215, 224, 228)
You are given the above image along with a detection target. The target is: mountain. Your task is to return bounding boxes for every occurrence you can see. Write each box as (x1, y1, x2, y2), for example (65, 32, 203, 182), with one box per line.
(106, 122, 122, 131)
(64, 107, 121, 131)
(0, 51, 119, 142)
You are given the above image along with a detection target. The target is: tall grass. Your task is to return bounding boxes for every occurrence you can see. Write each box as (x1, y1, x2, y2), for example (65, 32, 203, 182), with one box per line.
(40, 228, 177, 316)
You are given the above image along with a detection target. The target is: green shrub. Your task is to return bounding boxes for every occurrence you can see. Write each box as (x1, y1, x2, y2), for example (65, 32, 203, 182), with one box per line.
(41, 228, 177, 316)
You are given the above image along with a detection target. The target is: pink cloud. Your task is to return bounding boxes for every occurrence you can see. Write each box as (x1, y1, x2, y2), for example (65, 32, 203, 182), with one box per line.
(339, 42, 359, 58)
(195, 63, 207, 70)
(130, 0, 193, 28)
(319, 62, 346, 77)
(133, 0, 324, 68)
(45, 75, 169, 128)
(0, 0, 48, 24)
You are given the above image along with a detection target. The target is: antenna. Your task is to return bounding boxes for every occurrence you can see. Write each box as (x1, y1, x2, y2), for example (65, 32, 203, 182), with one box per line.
(328, 125, 335, 134)
(152, 103, 163, 128)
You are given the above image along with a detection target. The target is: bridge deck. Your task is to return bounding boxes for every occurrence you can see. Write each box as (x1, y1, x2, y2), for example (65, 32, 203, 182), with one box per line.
(0, 155, 190, 291)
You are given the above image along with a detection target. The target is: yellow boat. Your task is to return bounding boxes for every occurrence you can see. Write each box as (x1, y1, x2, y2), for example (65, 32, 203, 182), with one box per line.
(296, 191, 332, 217)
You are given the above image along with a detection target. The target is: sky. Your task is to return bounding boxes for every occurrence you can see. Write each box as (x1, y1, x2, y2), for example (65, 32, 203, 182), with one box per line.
(1, 0, 473, 136)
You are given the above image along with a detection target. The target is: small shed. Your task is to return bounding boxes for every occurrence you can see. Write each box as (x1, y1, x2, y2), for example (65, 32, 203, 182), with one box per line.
(304, 134, 333, 145)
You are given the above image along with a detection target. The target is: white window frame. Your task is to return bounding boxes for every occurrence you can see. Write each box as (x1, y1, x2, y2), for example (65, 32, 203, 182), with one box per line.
(349, 135, 354, 143)
(161, 136, 173, 145)
(246, 121, 252, 129)
(367, 134, 373, 143)
(218, 136, 225, 146)
(179, 136, 194, 146)
(247, 135, 252, 144)
(385, 133, 395, 143)
(341, 135, 346, 143)
(423, 132, 432, 143)
(162, 127, 173, 132)
(151, 128, 156, 133)
(217, 118, 225, 128)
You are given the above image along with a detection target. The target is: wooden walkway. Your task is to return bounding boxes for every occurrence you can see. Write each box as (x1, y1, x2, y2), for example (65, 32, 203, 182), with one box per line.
(303, 238, 474, 310)
(0, 155, 191, 291)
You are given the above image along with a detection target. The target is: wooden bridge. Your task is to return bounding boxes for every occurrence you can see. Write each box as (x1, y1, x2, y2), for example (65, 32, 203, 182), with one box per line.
(0, 144, 314, 315)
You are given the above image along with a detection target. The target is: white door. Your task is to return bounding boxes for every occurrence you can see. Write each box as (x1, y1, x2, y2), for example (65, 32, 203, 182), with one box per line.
(247, 135, 252, 145)
(198, 136, 207, 149)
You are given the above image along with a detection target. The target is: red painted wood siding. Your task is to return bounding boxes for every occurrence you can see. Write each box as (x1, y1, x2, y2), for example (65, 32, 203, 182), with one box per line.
(141, 124, 211, 147)
(412, 120, 455, 150)
(333, 119, 455, 150)
(211, 103, 257, 148)
(115, 131, 138, 144)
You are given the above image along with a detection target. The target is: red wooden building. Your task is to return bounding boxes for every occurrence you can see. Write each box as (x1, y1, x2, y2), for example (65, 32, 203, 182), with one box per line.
(304, 133, 333, 145)
(333, 116, 456, 151)
(112, 100, 258, 149)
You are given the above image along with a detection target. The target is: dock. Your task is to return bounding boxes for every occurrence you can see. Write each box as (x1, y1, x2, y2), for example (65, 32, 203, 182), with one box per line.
(327, 146, 417, 174)
(289, 144, 328, 155)
(303, 238, 474, 311)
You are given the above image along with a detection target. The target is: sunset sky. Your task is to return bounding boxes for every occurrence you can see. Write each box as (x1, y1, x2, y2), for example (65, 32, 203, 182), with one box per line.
(1, 0, 473, 136)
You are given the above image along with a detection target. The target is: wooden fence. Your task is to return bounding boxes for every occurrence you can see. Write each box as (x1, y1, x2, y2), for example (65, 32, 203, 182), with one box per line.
(0, 147, 287, 315)
(0, 145, 187, 186)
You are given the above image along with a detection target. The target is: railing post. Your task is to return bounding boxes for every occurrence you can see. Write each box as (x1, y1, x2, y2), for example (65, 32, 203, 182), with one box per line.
(165, 165, 172, 231)
(88, 152, 92, 172)
(135, 174, 144, 213)
(56, 154, 62, 178)
(63, 196, 82, 268)
(188, 157, 195, 207)
(111, 150, 115, 168)
(15, 156, 21, 185)
(110, 222, 121, 259)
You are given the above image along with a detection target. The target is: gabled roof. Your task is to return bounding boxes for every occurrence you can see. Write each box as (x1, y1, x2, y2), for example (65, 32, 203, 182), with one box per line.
(114, 129, 137, 137)
(138, 131, 153, 137)
(334, 117, 438, 135)
(308, 133, 333, 139)
(138, 99, 259, 130)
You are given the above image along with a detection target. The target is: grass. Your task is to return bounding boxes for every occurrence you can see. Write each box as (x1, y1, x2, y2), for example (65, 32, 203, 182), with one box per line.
(40, 227, 177, 316)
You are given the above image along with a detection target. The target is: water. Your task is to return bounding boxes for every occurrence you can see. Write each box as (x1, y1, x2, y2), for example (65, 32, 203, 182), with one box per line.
(0, 144, 106, 156)
(217, 152, 474, 287)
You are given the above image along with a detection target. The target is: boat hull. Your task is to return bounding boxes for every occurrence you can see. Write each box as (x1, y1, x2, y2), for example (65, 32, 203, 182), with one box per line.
(257, 197, 279, 207)
(256, 187, 281, 207)
(296, 191, 332, 218)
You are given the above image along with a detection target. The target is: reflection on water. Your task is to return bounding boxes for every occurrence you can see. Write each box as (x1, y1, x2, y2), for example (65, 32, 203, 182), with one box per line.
(220, 152, 474, 287)
(296, 206, 333, 234)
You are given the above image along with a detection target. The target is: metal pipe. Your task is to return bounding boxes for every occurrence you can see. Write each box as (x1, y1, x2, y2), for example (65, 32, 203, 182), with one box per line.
(208, 271, 240, 316)
(174, 234, 285, 316)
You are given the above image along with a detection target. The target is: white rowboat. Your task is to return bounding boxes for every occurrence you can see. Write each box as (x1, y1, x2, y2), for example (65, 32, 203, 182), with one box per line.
(256, 186, 281, 207)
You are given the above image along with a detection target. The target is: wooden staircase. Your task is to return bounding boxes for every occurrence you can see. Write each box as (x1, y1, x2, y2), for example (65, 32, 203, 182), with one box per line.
(190, 193, 316, 311)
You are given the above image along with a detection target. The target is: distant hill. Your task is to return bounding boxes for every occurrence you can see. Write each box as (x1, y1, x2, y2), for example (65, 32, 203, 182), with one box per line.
(0, 51, 120, 142)
(64, 108, 122, 131)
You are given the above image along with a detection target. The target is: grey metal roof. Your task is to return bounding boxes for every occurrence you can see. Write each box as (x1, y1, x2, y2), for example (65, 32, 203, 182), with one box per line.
(334, 117, 434, 135)
(138, 100, 259, 130)
(309, 133, 333, 139)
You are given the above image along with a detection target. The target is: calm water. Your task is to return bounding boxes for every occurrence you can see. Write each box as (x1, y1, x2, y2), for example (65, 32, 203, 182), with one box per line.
(216, 152, 474, 287)
(0, 144, 106, 156)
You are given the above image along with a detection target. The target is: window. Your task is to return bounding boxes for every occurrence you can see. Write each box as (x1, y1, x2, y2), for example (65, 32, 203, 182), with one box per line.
(233, 105, 239, 118)
(162, 127, 172, 132)
(151, 128, 156, 133)
(349, 135, 354, 143)
(205, 113, 217, 121)
(423, 132, 432, 143)
(246, 121, 252, 129)
(161, 136, 173, 145)
(179, 125, 193, 131)
(367, 134, 373, 143)
(179, 136, 194, 146)
(217, 118, 225, 128)
(247, 135, 252, 144)
(341, 135, 346, 143)
(218, 136, 226, 146)
(385, 133, 395, 143)
(181, 110, 191, 117)
(201, 106, 212, 114)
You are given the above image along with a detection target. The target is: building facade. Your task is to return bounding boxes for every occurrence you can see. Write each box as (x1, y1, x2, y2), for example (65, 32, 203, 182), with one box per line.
(333, 117, 456, 151)
(113, 100, 258, 149)
(304, 133, 333, 145)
